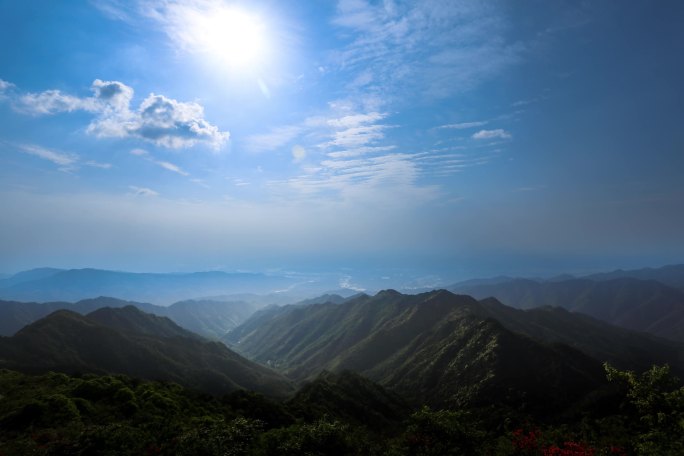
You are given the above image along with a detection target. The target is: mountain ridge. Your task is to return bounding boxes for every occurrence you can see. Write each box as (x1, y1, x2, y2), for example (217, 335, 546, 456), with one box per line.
(449, 277, 684, 342)
(0, 306, 293, 397)
(225, 290, 614, 413)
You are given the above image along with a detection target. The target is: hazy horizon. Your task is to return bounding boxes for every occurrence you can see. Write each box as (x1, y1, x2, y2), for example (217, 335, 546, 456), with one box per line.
(2, 1, 683, 279)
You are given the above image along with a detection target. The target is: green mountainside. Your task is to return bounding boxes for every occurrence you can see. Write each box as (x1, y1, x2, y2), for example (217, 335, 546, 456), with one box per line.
(473, 297, 684, 374)
(287, 370, 410, 431)
(0, 286, 683, 454)
(2, 365, 683, 455)
(0, 296, 256, 339)
(224, 290, 616, 413)
(0, 307, 293, 397)
(450, 277, 684, 342)
(87, 305, 203, 340)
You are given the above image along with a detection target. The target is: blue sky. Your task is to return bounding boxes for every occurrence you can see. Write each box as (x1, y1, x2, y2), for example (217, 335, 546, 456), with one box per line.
(1, 0, 683, 283)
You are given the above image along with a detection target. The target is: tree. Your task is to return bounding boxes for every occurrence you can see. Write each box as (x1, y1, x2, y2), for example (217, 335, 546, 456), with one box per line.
(604, 363, 684, 455)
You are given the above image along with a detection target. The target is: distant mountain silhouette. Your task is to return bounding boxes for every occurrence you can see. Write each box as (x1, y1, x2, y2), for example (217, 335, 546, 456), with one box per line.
(225, 290, 610, 413)
(0, 267, 64, 287)
(584, 264, 684, 290)
(450, 277, 684, 342)
(294, 293, 349, 306)
(0, 306, 293, 397)
(0, 268, 296, 304)
(0, 296, 257, 339)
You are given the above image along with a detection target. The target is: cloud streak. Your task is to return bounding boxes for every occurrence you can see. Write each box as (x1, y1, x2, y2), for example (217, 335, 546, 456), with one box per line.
(330, 0, 523, 103)
(437, 121, 488, 130)
(472, 129, 511, 140)
(13, 143, 112, 172)
(129, 149, 189, 176)
(129, 186, 159, 197)
(17, 144, 78, 167)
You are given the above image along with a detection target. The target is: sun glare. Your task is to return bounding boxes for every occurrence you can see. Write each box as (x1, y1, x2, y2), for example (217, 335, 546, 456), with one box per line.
(187, 6, 267, 70)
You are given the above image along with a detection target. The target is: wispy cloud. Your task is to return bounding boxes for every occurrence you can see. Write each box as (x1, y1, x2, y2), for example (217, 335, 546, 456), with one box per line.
(11, 79, 229, 150)
(14, 143, 112, 172)
(232, 178, 250, 187)
(0, 79, 15, 99)
(330, 1, 523, 103)
(514, 185, 547, 192)
(437, 121, 488, 130)
(250, 105, 499, 205)
(17, 144, 78, 167)
(84, 161, 113, 169)
(129, 185, 159, 197)
(129, 149, 189, 176)
(155, 160, 189, 176)
(243, 125, 303, 153)
(472, 129, 511, 140)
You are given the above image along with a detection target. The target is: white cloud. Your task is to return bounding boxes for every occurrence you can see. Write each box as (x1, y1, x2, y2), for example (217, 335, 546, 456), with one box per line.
(232, 178, 250, 187)
(191, 178, 209, 188)
(84, 161, 113, 169)
(16, 144, 77, 167)
(129, 148, 189, 176)
(92, 79, 134, 113)
(243, 126, 303, 153)
(88, 87, 229, 149)
(0, 79, 14, 99)
(155, 160, 189, 176)
(129, 186, 159, 197)
(326, 145, 396, 159)
(327, 124, 388, 148)
(472, 129, 511, 140)
(17, 90, 98, 115)
(330, 1, 523, 102)
(326, 112, 385, 129)
(13, 80, 229, 150)
(90, 0, 134, 21)
(13, 143, 112, 172)
(437, 121, 488, 130)
(0, 79, 14, 91)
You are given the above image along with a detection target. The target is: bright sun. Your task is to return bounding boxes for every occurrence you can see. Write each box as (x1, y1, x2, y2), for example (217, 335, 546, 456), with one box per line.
(186, 6, 267, 70)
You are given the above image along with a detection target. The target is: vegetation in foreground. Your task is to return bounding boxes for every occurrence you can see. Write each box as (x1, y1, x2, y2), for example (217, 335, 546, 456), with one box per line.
(1, 363, 682, 455)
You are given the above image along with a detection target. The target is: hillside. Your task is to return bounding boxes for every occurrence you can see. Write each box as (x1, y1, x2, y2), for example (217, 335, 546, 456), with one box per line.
(449, 277, 684, 342)
(225, 290, 609, 412)
(473, 298, 684, 375)
(162, 299, 257, 339)
(0, 296, 256, 339)
(0, 307, 293, 397)
(288, 370, 410, 431)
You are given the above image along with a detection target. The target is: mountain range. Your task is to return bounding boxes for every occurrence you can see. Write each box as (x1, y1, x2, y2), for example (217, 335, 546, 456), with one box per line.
(0, 305, 293, 397)
(0, 268, 297, 304)
(225, 289, 654, 413)
(0, 296, 256, 339)
(450, 277, 684, 342)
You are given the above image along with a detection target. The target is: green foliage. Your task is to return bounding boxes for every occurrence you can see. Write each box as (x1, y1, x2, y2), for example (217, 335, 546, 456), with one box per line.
(176, 417, 263, 456)
(0, 365, 682, 455)
(396, 406, 485, 456)
(259, 419, 369, 456)
(605, 363, 684, 455)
